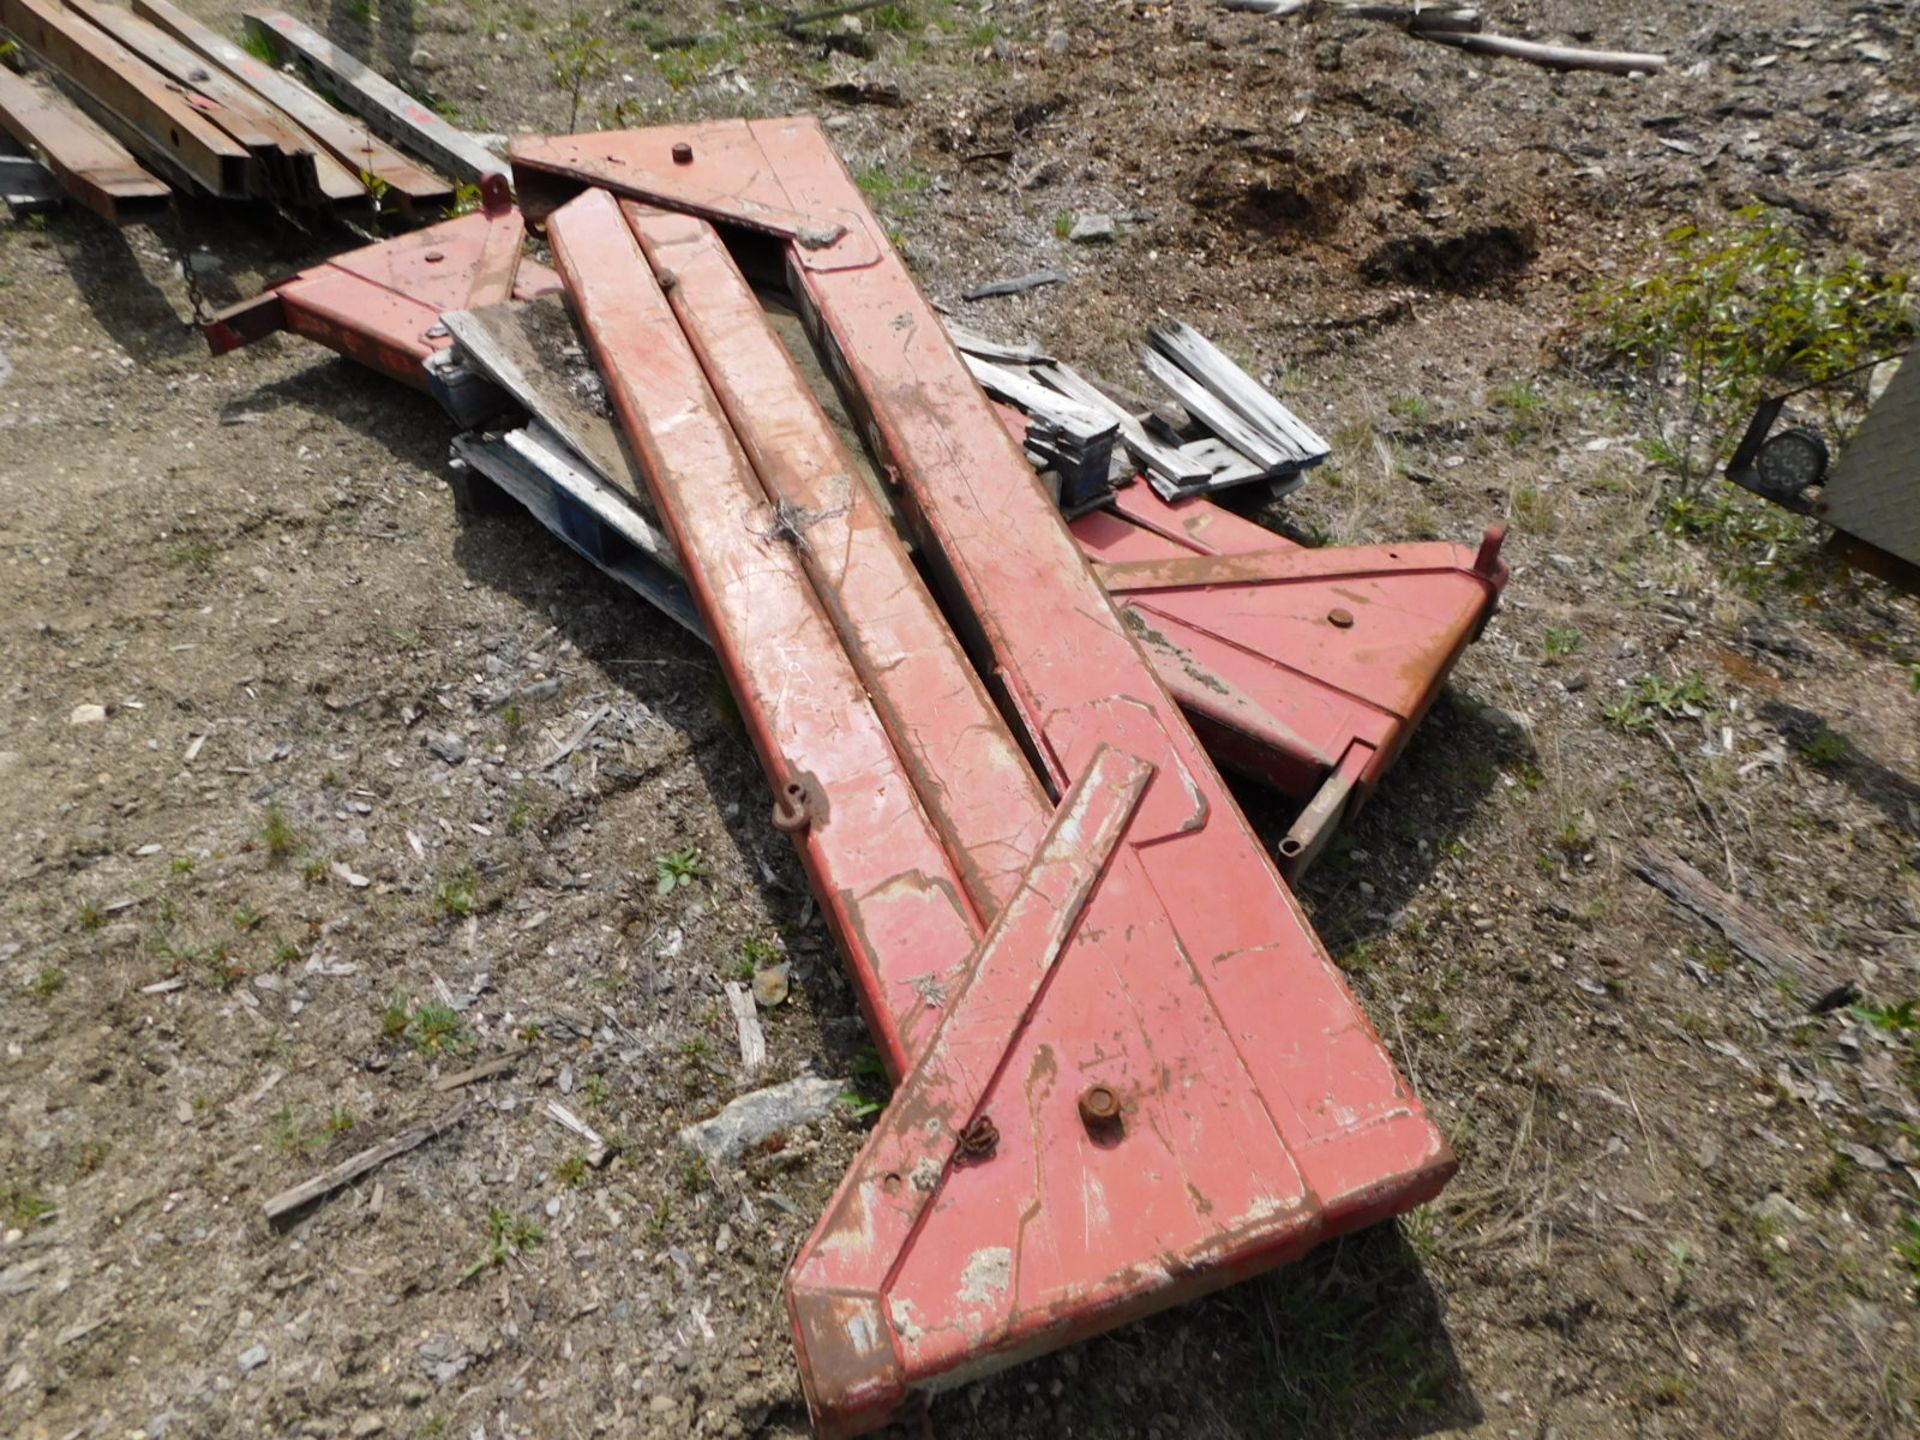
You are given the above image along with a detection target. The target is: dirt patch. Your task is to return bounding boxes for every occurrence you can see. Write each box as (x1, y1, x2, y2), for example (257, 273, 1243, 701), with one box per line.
(1362, 221, 1539, 290)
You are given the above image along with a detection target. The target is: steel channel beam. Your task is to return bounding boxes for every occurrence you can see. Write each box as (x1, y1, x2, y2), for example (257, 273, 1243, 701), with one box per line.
(0, 64, 167, 223)
(0, 0, 251, 196)
(131, 0, 449, 211)
(67, 0, 354, 206)
(621, 201, 1050, 924)
(512, 121, 1457, 1436)
(546, 186, 986, 1075)
(243, 10, 507, 184)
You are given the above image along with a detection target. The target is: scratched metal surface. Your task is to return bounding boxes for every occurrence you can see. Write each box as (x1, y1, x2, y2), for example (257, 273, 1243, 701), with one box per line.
(545, 188, 984, 1079)
(622, 201, 1051, 929)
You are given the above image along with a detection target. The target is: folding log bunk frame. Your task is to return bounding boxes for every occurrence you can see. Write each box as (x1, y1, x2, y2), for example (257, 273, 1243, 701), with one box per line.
(197, 112, 1506, 1433)
(510, 119, 1457, 1436)
(203, 174, 562, 400)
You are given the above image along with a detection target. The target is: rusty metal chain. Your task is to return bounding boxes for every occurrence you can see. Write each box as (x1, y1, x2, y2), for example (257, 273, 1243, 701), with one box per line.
(163, 198, 213, 329)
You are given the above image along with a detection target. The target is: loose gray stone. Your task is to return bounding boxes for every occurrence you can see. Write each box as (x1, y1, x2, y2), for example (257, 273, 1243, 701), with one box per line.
(1068, 213, 1117, 244)
(676, 1076, 846, 1164)
(428, 732, 468, 765)
(236, 1343, 269, 1375)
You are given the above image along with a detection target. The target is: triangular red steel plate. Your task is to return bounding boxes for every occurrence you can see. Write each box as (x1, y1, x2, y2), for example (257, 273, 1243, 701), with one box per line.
(204, 190, 561, 388)
(1074, 484, 1507, 797)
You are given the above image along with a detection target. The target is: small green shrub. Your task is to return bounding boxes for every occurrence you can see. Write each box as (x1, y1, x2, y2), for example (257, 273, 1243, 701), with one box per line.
(1592, 207, 1912, 484)
(1603, 673, 1716, 734)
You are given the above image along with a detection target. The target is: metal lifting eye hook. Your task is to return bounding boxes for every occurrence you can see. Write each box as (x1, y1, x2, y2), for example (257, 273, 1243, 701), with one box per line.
(771, 780, 812, 834)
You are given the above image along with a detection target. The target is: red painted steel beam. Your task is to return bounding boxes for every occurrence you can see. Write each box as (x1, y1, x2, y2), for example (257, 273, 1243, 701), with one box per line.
(620, 200, 1050, 925)
(513, 121, 1456, 1436)
(545, 186, 987, 1076)
(202, 178, 560, 387)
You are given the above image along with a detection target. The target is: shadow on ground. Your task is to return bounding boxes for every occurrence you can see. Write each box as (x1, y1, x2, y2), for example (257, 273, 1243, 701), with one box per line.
(941, 1221, 1478, 1439)
(1235, 686, 1533, 955)
(1763, 699, 1920, 837)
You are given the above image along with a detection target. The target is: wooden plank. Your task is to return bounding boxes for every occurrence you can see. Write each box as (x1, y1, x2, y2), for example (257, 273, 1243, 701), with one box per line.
(943, 322, 1048, 364)
(0, 64, 169, 222)
(1146, 322, 1329, 462)
(0, 0, 250, 195)
(66, 0, 359, 205)
(1629, 844, 1853, 1009)
(243, 10, 505, 183)
(1138, 346, 1286, 469)
(262, 1099, 469, 1225)
(1030, 359, 1213, 494)
(131, 0, 450, 209)
(963, 354, 1115, 446)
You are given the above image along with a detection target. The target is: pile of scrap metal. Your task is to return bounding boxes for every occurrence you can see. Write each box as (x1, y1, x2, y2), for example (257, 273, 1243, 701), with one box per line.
(0, 1, 500, 223)
(206, 116, 1510, 1436)
(955, 319, 1332, 509)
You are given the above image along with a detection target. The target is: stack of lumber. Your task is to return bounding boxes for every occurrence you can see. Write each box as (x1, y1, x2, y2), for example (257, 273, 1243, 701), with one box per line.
(0, 0, 461, 221)
(962, 354, 1119, 513)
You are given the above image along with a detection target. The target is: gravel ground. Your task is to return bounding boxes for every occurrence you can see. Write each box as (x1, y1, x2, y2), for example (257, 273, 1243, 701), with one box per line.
(3, 2, 1919, 1438)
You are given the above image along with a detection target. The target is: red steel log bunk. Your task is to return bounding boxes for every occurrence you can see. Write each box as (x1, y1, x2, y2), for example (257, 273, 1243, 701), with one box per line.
(512, 118, 1460, 1437)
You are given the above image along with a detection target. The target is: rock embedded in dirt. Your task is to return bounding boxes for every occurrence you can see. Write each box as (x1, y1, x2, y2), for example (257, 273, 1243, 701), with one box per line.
(427, 732, 468, 765)
(69, 704, 106, 725)
(236, 1343, 269, 1375)
(1068, 213, 1117, 243)
(677, 1075, 846, 1164)
(1752, 1191, 1809, 1227)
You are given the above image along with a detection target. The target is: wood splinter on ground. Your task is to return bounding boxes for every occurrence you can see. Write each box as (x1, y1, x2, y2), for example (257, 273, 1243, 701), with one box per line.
(724, 981, 767, 1073)
(432, 1047, 526, 1092)
(262, 1099, 472, 1227)
(544, 1099, 612, 1167)
(1629, 844, 1856, 1011)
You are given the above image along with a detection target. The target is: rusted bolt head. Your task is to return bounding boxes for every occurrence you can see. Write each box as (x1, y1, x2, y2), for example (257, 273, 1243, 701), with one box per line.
(671, 142, 694, 165)
(1327, 607, 1355, 629)
(1078, 1084, 1121, 1132)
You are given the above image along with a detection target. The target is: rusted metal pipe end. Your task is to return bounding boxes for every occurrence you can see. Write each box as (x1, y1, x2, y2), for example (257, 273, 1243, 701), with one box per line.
(1077, 1084, 1122, 1134)
(1474, 522, 1508, 577)
(1327, 607, 1355, 629)
(671, 141, 694, 165)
